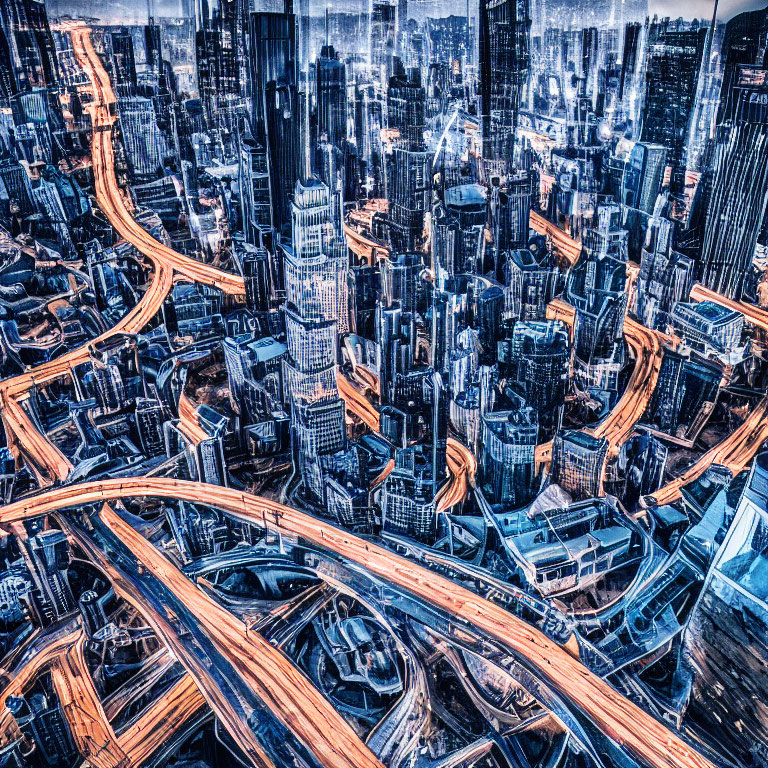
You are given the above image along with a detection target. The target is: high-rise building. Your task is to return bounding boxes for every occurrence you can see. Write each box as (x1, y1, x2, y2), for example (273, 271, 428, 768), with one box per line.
(249, 11, 299, 235)
(282, 178, 347, 502)
(6, 692, 76, 767)
(504, 246, 561, 321)
(110, 28, 137, 92)
(565, 237, 626, 367)
(387, 68, 430, 253)
(480, 405, 539, 507)
(479, 0, 530, 177)
(550, 430, 608, 501)
(117, 96, 168, 181)
(23, 530, 75, 626)
(699, 63, 768, 299)
(316, 44, 346, 148)
(642, 347, 721, 443)
(636, 202, 695, 331)
(640, 20, 707, 196)
(621, 142, 667, 214)
(4, 0, 59, 91)
(135, 397, 167, 457)
(195, 0, 247, 135)
(381, 446, 437, 542)
(504, 320, 569, 432)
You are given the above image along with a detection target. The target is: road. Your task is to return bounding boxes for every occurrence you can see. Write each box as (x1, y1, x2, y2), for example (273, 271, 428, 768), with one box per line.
(642, 393, 768, 507)
(337, 372, 477, 511)
(0, 24, 244, 485)
(0, 618, 206, 768)
(689, 283, 768, 333)
(48, 627, 130, 768)
(60, 506, 385, 768)
(0, 478, 715, 768)
(545, 298, 669, 456)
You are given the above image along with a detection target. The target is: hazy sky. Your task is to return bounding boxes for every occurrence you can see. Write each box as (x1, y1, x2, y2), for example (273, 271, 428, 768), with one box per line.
(650, 0, 766, 19)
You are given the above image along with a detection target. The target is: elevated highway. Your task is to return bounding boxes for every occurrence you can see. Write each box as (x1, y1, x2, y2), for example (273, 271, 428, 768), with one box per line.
(0, 25, 244, 485)
(0, 478, 715, 768)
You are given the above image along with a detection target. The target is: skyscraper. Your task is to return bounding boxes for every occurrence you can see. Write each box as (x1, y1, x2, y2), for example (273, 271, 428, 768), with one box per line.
(699, 63, 768, 299)
(480, 405, 539, 507)
(282, 177, 347, 502)
(316, 44, 346, 148)
(550, 430, 608, 501)
(249, 10, 299, 235)
(387, 68, 430, 253)
(640, 20, 706, 197)
(479, 0, 531, 178)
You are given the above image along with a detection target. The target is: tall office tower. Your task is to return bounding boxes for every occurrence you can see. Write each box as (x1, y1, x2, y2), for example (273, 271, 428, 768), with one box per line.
(110, 29, 138, 92)
(490, 170, 534, 252)
(316, 45, 346, 148)
(550, 430, 608, 501)
(23, 530, 75, 626)
(6, 693, 77, 766)
(135, 397, 167, 457)
(380, 446, 437, 542)
(715, 7, 768, 127)
(621, 142, 667, 214)
(504, 320, 569, 432)
(431, 184, 487, 277)
(387, 68, 430, 252)
(144, 19, 162, 73)
(504, 246, 561, 321)
(250, 11, 299, 236)
(241, 244, 273, 314)
(565, 234, 626, 372)
(0, 23, 18, 99)
(636, 203, 695, 331)
(699, 64, 768, 300)
(640, 20, 707, 197)
(195, 0, 245, 134)
(371, 0, 397, 83)
(376, 301, 416, 406)
(282, 178, 347, 502)
(642, 347, 721, 443)
(117, 96, 168, 181)
(380, 251, 421, 315)
(4, 0, 59, 90)
(682, 450, 768, 765)
(583, 204, 628, 261)
(238, 125, 271, 246)
(618, 432, 667, 512)
(480, 405, 539, 507)
(479, 0, 531, 178)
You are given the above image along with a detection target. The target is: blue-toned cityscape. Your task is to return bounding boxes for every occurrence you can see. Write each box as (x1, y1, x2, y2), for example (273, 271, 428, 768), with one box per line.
(0, 0, 765, 767)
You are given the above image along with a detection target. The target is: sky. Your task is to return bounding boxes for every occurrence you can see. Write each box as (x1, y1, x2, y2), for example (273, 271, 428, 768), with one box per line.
(650, 0, 767, 19)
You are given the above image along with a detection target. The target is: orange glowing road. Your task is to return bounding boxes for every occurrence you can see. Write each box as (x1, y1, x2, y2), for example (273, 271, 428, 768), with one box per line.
(48, 628, 130, 768)
(0, 25, 245, 485)
(0, 620, 204, 768)
(117, 674, 206, 765)
(0, 478, 713, 768)
(61, 505, 385, 768)
(689, 283, 768, 333)
(70, 27, 246, 296)
(539, 299, 668, 463)
(177, 392, 210, 444)
(529, 212, 582, 267)
(643, 393, 768, 507)
(337, 372, 476, 511)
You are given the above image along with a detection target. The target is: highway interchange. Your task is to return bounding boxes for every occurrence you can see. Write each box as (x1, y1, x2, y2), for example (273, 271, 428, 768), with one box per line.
(1, 20, 767, 768)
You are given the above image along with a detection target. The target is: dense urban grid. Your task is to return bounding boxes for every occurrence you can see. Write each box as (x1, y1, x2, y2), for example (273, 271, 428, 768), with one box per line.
(0, 0, 765, 767)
